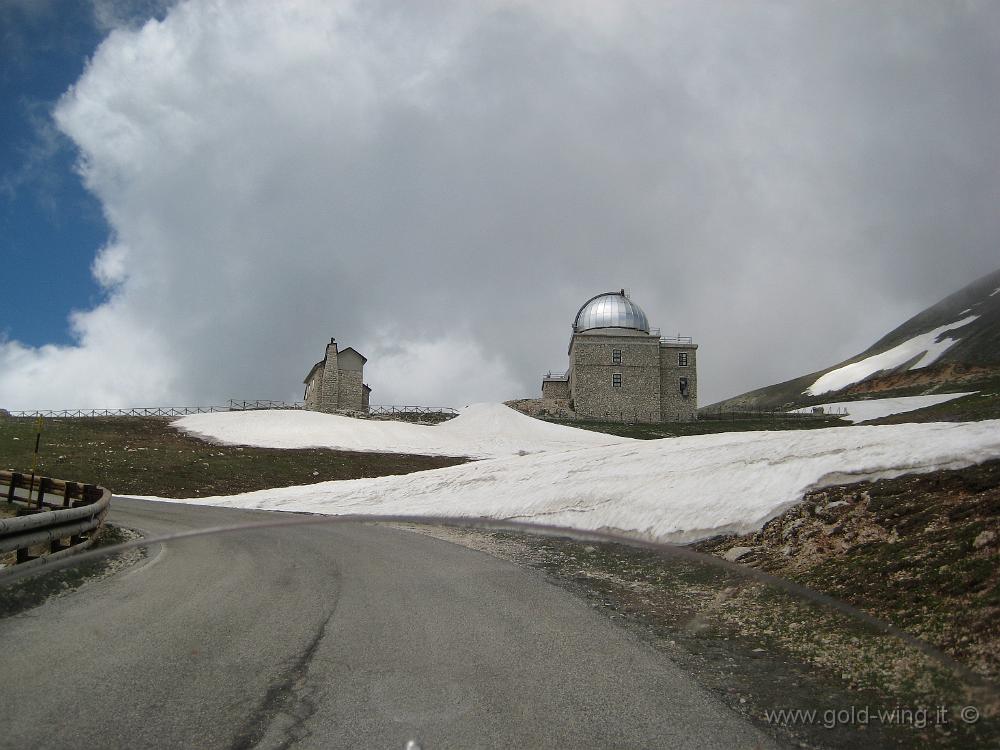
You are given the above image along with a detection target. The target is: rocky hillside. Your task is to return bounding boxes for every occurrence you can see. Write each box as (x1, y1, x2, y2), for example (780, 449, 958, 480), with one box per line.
(709, 267, 1000, 411)
(695, 460, 1000, 684)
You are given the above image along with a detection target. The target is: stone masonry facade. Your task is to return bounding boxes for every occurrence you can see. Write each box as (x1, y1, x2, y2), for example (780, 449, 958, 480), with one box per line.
(659, 342, 698, 422)
(541, 378, 571, 402)
(570, 332, 663, 421)
(304, 338, 371, 413)
(539, 292, 698, 423)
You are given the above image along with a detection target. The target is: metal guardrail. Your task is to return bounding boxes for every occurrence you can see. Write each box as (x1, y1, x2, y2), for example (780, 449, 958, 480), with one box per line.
(1, 471, 111, 573)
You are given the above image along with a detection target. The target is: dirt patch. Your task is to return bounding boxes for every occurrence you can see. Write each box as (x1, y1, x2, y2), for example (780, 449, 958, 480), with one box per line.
(0, 524, 145, 618)
(843, 364, 1000, 396)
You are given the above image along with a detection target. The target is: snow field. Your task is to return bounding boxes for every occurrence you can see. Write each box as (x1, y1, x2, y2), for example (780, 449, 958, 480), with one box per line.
(789, 392, 976, 424)
(804, 315, 979, 396)
(174, 402, 632, 459)
(148, 415, 1000, 543)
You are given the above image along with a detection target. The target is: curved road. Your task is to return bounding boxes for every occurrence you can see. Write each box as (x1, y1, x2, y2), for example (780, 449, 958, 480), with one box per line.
(1, 498, 777, 749)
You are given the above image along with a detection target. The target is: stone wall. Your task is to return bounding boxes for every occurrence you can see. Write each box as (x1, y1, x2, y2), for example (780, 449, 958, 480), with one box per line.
(337, 369, 365, 411)
(571, 332, 662, 422)
(541, 379, 571, 401)
(318, 341, 340, 414)
(506, 398, 577, 420)
(659, 343, 698, 421)
(304, 366, 323, 410)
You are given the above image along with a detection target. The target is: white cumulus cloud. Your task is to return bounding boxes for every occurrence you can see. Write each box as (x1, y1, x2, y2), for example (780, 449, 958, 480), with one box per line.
(1, 0, 999, 410)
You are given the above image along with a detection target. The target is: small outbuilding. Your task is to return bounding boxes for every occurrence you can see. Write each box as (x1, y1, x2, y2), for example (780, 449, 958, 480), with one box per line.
(303, 338, 371, 413)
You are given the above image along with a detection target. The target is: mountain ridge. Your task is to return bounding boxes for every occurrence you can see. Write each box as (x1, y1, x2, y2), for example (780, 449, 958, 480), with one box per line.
(709, 267, 1000, 411)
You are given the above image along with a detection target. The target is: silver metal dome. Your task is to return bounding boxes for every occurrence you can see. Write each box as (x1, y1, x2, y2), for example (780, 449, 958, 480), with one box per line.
(573, 291, 650, 333)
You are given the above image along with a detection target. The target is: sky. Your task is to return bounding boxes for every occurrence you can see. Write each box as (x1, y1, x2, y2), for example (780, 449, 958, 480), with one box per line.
(1, 0, 998, 411)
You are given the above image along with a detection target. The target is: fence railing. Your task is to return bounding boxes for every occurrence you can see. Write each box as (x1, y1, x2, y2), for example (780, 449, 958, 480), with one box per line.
(368, 405, 459, 415)
(1, 471, 111, 572)
(6, 402, 459, 418)
(697, 406, 848, 421)
(659, 334, 694, 344)
(6, 406, 230, 418)
(227, 399, 304, 411)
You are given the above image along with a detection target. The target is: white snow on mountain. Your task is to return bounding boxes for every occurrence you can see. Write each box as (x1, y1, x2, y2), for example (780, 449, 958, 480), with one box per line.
(804, 315, 979, 396)
(788, 392, 975, 423)
(142, 413, 1000, 543)
(174, 402, 631, 459)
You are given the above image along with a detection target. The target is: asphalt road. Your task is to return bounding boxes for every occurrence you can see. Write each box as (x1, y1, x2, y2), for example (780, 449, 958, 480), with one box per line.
(0, 498, 779, 749)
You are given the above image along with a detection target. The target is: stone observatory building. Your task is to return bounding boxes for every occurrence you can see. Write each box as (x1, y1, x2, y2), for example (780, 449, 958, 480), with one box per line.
(303, 338, 371, 413)
(541, 291, 698, 422)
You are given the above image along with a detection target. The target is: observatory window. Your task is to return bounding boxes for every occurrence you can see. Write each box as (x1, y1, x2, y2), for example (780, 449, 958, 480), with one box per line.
(612, 373, 622, 388)
(679, 377, 689, 396)
(678, 352, 689, 367)
(612, 349, 622, 364)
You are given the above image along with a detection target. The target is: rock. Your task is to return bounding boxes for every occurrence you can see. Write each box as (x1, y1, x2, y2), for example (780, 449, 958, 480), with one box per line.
(782, 519, 805, 539)
(973, 530, 996, 549)
(723, 546, 754, 562)
(815, 500, 850, 520)
(583, 545, 597, 553)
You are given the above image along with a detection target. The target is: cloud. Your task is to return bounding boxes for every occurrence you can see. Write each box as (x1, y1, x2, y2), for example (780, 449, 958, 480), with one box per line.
(1, 0, 999, 410)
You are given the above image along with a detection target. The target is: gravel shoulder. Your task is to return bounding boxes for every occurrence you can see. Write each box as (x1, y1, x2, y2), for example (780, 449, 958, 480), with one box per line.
(0, 524, 146, 618)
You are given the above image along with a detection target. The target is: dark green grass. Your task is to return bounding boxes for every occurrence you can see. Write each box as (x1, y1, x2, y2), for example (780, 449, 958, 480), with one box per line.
(542, 415, 846, 439)
(867, 385, 1000, 424)
(0, 416, 467, 497)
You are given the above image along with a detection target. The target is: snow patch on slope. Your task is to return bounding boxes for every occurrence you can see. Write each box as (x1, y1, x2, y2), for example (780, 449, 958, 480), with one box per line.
(789, 392, 975, 423)
(804, 315, 979, 396)
(138, 420, 1000, 544)
(174, 403, 631, 459)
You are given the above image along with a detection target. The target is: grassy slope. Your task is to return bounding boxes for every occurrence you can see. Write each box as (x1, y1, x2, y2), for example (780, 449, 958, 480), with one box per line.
(865, 382, 1000, 424)
(541, 415, 847, 439)
(696, 462, 1000, 682)
(0, 416, 467, 497)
